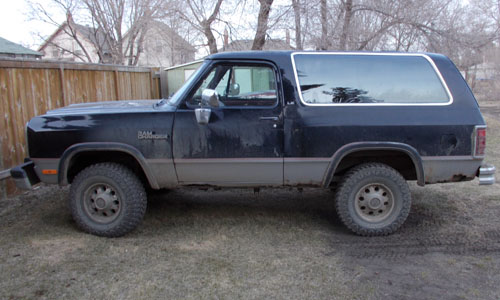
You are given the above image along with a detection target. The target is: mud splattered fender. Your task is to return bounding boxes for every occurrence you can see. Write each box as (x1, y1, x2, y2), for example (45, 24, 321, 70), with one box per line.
(57, 142, 159, 189)
(322, 142, 425, 187)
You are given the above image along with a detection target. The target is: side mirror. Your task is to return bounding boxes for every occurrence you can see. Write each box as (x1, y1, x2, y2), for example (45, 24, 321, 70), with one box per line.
(229, 83, 240, 96)
(201, 89, 220, 107)
(195, 108, 211, 125)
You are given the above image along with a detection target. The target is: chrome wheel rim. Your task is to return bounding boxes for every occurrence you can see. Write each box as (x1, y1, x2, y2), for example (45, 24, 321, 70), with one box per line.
(83, 183, 121, 223)
(354, 183, 395, 222)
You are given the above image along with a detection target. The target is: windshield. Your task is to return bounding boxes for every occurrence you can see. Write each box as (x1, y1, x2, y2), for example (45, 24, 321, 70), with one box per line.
(156, 61, 209, 107)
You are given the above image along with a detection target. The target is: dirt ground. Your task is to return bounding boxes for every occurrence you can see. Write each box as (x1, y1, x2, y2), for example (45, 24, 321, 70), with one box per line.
(1, 104, 499, 300)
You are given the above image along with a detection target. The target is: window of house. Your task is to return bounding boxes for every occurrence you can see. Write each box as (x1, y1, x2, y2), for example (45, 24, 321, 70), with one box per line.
(292, 54, 451, 105)
(154, 41, 162, 53)
(187, 64, 277, 108)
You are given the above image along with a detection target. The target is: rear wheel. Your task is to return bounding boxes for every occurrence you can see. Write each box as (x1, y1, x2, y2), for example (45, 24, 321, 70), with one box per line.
(69, 163, 147, 237)
(335, 163, 411, 236)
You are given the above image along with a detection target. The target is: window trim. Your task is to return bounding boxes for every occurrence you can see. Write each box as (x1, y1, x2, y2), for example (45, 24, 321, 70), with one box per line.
(290, 52, 454, 107)
(185, 61, 281, 110)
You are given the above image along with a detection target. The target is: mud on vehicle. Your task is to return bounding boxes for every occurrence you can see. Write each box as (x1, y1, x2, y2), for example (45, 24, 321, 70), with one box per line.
(9, 51, 496, 237)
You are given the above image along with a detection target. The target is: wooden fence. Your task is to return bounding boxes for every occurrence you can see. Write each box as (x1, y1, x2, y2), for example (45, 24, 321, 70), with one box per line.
(0, 59, 161, 197)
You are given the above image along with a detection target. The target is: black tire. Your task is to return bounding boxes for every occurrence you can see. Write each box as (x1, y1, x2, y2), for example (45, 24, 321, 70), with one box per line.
(335, 163, 411, 236)
(69, 163, 147, 237)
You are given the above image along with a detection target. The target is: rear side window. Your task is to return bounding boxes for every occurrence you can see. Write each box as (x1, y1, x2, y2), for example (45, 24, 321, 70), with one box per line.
(292, 54, 451, 105)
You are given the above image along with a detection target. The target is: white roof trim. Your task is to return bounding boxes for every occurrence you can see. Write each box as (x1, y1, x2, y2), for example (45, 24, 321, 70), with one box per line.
(290, 52, 454, 107)
(164, 60, 203, 71)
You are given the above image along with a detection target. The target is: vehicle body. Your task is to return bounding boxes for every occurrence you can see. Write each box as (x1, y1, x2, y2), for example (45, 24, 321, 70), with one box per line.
(10, 51, 496, 237)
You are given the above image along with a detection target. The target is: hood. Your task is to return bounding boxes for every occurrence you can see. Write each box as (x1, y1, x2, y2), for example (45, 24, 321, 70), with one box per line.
(45, 100, 174, 115)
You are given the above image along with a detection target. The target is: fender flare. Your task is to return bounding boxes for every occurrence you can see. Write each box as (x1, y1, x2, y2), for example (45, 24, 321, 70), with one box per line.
(322, 142, 425, 187)
(58, 142, 159, 189)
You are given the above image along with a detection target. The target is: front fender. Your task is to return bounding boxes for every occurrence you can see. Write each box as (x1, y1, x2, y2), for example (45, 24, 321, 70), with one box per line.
(58, 142, 160, 189)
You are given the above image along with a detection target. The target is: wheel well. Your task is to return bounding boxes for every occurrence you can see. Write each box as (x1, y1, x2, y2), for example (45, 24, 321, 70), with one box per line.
(333, 150, 418, 182)
(66, 151, 151, 189)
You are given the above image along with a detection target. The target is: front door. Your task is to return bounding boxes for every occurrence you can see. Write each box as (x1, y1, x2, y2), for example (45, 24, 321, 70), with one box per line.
(172, 61, 283, 186)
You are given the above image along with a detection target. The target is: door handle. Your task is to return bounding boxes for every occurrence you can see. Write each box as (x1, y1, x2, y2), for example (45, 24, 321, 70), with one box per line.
(259, 116, 279, 121)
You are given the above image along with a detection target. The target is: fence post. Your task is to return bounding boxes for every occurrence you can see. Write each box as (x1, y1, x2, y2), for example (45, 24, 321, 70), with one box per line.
(113, 70, 120, 100)
(0, 139, 4, 200)
(59, 65, 67, 105)
(150, 69, 155, 99)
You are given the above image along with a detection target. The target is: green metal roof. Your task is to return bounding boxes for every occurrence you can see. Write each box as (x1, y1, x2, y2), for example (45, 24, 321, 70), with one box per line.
(0, 36, 42, 56)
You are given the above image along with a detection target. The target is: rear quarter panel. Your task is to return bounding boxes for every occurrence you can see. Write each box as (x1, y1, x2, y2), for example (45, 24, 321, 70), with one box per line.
(282, 53, 485, 185)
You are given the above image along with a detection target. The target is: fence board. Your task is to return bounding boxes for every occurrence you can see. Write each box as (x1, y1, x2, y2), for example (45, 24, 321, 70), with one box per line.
(0, 70, 7, 175)
(0, 59, 161, 196)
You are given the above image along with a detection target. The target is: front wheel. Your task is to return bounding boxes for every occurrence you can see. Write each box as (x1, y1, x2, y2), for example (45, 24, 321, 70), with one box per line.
(335, 163, 411, 236)
(69, 163, 147, 237)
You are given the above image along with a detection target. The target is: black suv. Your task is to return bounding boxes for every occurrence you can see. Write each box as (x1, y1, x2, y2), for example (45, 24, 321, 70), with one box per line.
(11, 51, 496, 237)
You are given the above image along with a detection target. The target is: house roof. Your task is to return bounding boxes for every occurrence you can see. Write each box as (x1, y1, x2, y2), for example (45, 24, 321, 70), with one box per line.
(73, 24, 112, 53)
(0, 37, 42, 56)
(219, 39, 294, 52)
(145, 21, 196, 52)
(38, 23, 66, 52)
(38, 21, 112, 53)
(39, 19, 192, 55)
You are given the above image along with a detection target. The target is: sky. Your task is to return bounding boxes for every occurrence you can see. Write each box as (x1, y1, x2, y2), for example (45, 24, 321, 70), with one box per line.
(0, 0, 60, 50)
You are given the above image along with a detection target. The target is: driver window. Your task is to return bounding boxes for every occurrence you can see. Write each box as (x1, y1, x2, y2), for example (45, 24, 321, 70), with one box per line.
(187, 64, 277, 108)
(189, 67, 229, 106)
(215, 70, 230, 96)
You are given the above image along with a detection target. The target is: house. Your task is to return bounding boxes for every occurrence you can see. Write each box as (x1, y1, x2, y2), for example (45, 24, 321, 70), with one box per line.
(38, 16, 112, 63)
(0, 37, 42, 60)
(39, 17, 195, 67)
(133, 21, 196, 67)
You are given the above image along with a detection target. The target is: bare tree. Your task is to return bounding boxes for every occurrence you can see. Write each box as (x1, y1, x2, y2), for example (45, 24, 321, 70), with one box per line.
(307, 0, 464, 52)
(30, 0, 500, 74)
(176, 0, 224, 54)
(338, 0, 353, 50)
(469, 0, 500, 37)
(291, 0, 302, 49)
(29, 0, 171, 65)
(319, 0, 328, 50)
(28, 0, 94, 62)
(83, 0, 170, 65)
(251, 0, 274, 50)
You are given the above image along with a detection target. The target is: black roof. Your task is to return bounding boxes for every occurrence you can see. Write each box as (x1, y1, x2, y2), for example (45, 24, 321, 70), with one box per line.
(207, 50, 447, 61)
(207, 50, 294, 60)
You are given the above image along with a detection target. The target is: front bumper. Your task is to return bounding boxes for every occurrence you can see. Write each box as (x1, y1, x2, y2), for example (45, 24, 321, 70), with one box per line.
(478, 164, 496, 185)
(10, 160, 40, 190)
